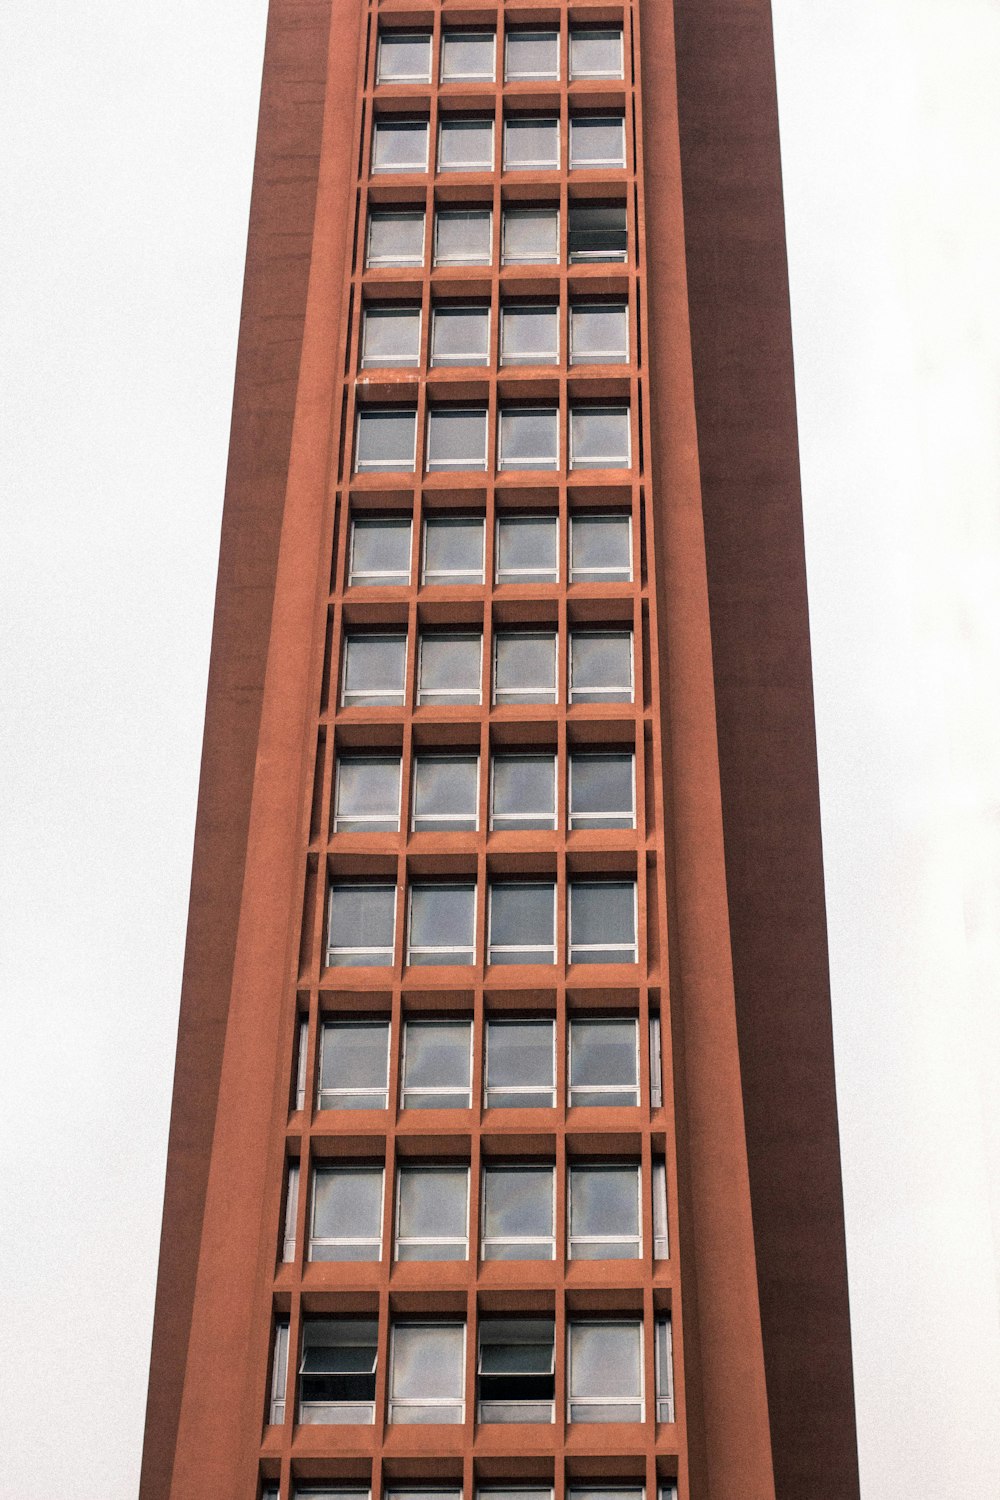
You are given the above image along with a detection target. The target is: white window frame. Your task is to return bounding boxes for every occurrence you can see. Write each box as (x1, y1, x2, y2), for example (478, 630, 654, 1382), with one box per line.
(430, 306, 491, 368)
(652, 1158, 669, 1260)
(366, 209, 426, 268)
(494, 513, 559, 584)
(568, 303, 629, 365)
(400, 1018, 474, 1108)
(492, 630, 558, 705)
(377, 31, 432, 84)
(655, 1318, 675, 1423)
(488, 751, 557, 831)
(421, 514, 487, 583)
(326, 882, 397, 967)
(504, 29, 560, 81)
(309, 1165, 385, 1261)
(569, 115, 627, 170)
(568, 751, 636, 829)
(568, 880, 638, 965)
(484, 1018, 556, 1108)
(371, 118, 430, 175)
(569, 406, 632, 469)
(480, 1163, 556, 1259)
(567, 1162, 642, 1259)
(568, 512, 633, 582)
(348, 516, 413, 587)
(497, 407, 559, 471)
(317, 1020, 391, 1111)
(269, 1318, 290, 1424)
(394, 1164, 471, 1260)
(503, 116, 560, 171)
(440, 29, 497, 83)
(425, 408, 489, 472)
(411, 752, 480, 831)
(282, 1161, 300, 1263)
(568, 1016, 640, 1107)
(569, 26, 625, 81)
(500, 304, 559, 366)
(388, 1322, 467, 1423)
(360, 306, 422, 369)
(566, 1319, 644, 1424)
(568, 629, 634, 704)
(354, 408, 418, 473)
(501, 206, 560, 265)
(433, 208, 493, 267)
(437, 116, 496, 173)
(416, 631, 483, 705)
(487, 881, 558, 965)
(333, 755, 403, 833)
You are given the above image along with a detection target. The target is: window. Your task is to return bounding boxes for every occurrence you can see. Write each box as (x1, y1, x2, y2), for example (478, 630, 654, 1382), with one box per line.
(569, 26, 625, 79)
(504, 118, 559, 170)
(488, 883, 556, 965)
(355, 408, 417, 472)
(326, 884, 397, 967)
(407, 883, 476, 965)
(390, 1491, 460, 1500)
(649, 1014, 663, 1109)
(569, 304, 628, 365)
(569, 116, 626, 170)
(262, 1486, 280, 1500)
(423, 515, 486, 582)
(377, 31, 432, 84)
(568, 881, 638, 964)
(493, 631, 557, 705)
(485, 1018, 555, 1107)
(299, 1319, 378, 1424)
(441, 30, 496, 82)
(569, 1164, 641, 1259)
(567, 1321, 643, 1423)
(498, 407, 558, 470)
(318, 1020, 390, 1110)
(372, 119, 429, 174)
(426, 408, 488, 471)
(299, 1491, 370, 1500)
(569, 514, 632, 582)
(500, 305, 558, 366)
(395, 1165, 470, 1259)
(401, 1019, 473, 1107)
(361, 307, 421, 368)
(652, 1159, 669, 1259)
(438, 118, 494, 172)
(505, 30, 559, 80)
(334, 756, 402, 833)
(341, 633, 407, 708)
(496, 514, 558, 584)
(417, 632, 482, 705)
(478, 1319, 555, 1423)
(349, 516, 412, 586)
(434, 208, 492, 266)
(310, 1166, 384, 1260)
(269, 1318, 290, 1423)
(282, 1162, 299, 1262)
(366, 209, 426, 268)
(568, 204, 627, 263)
(430, 306, 490, 367)
(568, 1018, 639, 1106)
(569, 630, 633, 703)
(502, 207, 559, 265)
(295, 1016, 308, 1110)
(389, 1323, 466, 1423)
(490, 752, 556, 831)
(482, 1490, 552, 1500)
(481, 1165, 555, 1258)
(570, 1488, 641, 1500)
(569, 752, 635, 829)
(412, 753, 479, 831)
(655, 1319, 675, 1422)
(570, 406, 631, 468)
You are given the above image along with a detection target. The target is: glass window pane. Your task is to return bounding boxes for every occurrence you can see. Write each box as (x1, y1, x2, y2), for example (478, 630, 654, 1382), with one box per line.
(569, 514, 632, 581)
(482, 1166, 555, 1258)
(656, 1319, 675, 1422)
(653, 1158, 669, 1258)
(499, 408, 558, 470)
(500, 305, 558, 366)
(390, 1324, 466, 1422)
(569, 116, 625, 169)
(426, 409, 488, 471)
(396, 1167, 469, 1259)
(493, 631, 557, 704)
(441, 31, 496, 81)
(567, 1322, 642, 1422)
(434, 209, 492, 266)
(485, 1019, 555, 1107)
(372, 120, 429, 173)
(438, 118, 494, 172)
(571, 1489, 642, 1500)
(319, 1021, 390, 1109)
(502, 207, 559, 265)
(569, 752, 635, 829)
(349, 516, 412, 586)
(367, 210, 426, 267)
(496, 514, 558, 584)
(430, 306, 490, 367)
(490, 753, 556, 831)
(569, 881, 637, 964)
(408, 884, 476, 965)
(412, 754, 479, 832)
(299, 1318, 378, 1424)
(417, 633, 482, 704)
(423, 516, 486, 583)
(355, 409, 416, 472)
(569, 630, 633, 703)
(569, 304, 628, 365)
(569, 27, 624, 79)
(402, 1020, 473, 1107)
(570, 406, 630, 468)
(505, 30, 559, 80)
(361, 307, 421, 368)
(310, 1167, 384, 1261)
(341, 634, 407, 706)
(478, 1319, 555, 1423)
(327, 885, 396, 966)
(482, 1489, 552, 1500)
(390, 1491, 460, 1500)
(568, 204, 627, 263)
(569, 1018, 639, 1106)
(504, 118, 559, 170)
(650, 1014, 663, 1110)
(378, 32, 432, 83)
(334, 756, 402, 832)
(489, 884, 556, 965)
(569, 1164, 641, 1259)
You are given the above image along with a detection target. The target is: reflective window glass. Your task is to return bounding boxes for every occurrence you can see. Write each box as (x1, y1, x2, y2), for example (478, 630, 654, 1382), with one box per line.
(361, 306, 421, 368)
(569, 304, 628, 365)
(372, 119, 429, 173)
(569, 27, 624, 79)
(505, 30, 559, 80)
(656, 1319, 675, 1422)
(282, 1162, 299, 1263)
(569, 514, 632, 581)
(395, 1166, 470, 1260)
(567, 1321, 643, 1423)
(341, 633, 407, 707)
(349, 516, 412, 586)
(310, 1167, 384, 1261)
(489, 883, 556, 965)
(482, 1165, 555, 1259)
(498, 407, 558, 470)
(318, 1021, 391, 1110)
(478, 1318, 555, 1423)
(417, 632, 482, 705)
(299, 1319, 378, 1425)
(378, 32, 432, 83)
(569, 1017, 639, 1106)
(490, 752, 556, 831)
(495, 514, 558, 584)
(412, 753, 479, 832)
(502, 207, 559, 264)
(569, 406, 631, 468)
(569, 630, 633, 703)
(334, 755, 402, 832)
(653, 1158, 669, 1259)
(569, 881, 638, 964)
(441, 31, 496, 81)
(423, 515, 486, 583)
(568, 1164, 641, 1258)
(485, 1019, 555, 1108)
(430, 306, 490, 367)
(493, 631, 557, 704)
(438, 118, 494, 172)
(326, 884, 397, 967)
(401, 1019, 473, 1107)
(500, 305, 558, 365)
(426, 408, 488, 471)
(569, 116, 626, 169)
(355, 408, 417, 472)
(366, 209, 426, 267)
(389, 1323, 466, 1423)
(407, 885, 476, 965)
(568, 752, 635, 829)
(270, 1319, 289, 1423)
(568, 203, 626, 263)
(434, 209, 492, 266)
(503, 117, 559, 170)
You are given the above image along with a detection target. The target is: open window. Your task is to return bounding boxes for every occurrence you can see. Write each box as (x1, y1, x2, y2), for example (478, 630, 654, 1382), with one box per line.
(298, 1318, 379, 1424)
(326, 883, 397, 967)
(334, 756, 402, 832)
(568, 1018, 639, 1106)
(482, 1165, 555, 1259)
(478, 1318, 555, 1423)
(568, 204, 626, 264)
(310, 1165, 384, 1261)
(568, 1163, 641, 1259)
(389, 1322, 466, 1423)
(395, 1165, 470, 1259)
(485, 1018, 555, 1108)
(567, 1320, 643, 1423)
(401, 1020, 473, 1108)
(490, 752, 557, 831)
(318, 1020, 390, 1110)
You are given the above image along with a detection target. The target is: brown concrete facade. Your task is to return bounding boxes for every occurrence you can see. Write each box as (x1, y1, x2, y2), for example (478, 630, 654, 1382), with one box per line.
(140, 4, 858, 1500)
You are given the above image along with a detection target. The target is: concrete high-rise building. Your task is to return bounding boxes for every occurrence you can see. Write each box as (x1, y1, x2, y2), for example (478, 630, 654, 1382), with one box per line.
(140, 3, 859, 1498)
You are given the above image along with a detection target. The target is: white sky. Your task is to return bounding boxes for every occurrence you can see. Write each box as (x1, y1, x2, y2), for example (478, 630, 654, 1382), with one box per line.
(1, 3, 998, 1495)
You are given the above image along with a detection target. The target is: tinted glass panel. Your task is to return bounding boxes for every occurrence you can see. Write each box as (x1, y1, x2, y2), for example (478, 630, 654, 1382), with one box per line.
(378, 32, 432, 82)
(569, 116, 625, 168)
(334, 756, 402, 832)
(367, 210, 425, 267)
(402, 1020, 473, 1107)
(489, 884, 556, 965)
(327, 885, 396, 966)
(485, 1019, 555, 1107)
(482, 1166, 555, 1258)
(441, 31, 496, 81)
(502, 207, 559, 264)
(355, 409, 416, 471)
(490, 752, 556, 830)
(569, 1164, 641, 1259)
(418, 633, 482, 704)
(569, 304, 628, 364)
(435, 209, 492, 265)
(349, 517, 412, 586)
(504, 118, 559, 169)
(570, 407, 630, 468)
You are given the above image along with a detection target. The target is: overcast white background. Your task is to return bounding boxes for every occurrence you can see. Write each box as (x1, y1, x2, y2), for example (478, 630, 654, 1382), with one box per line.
(2, 2, 999, 1495)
